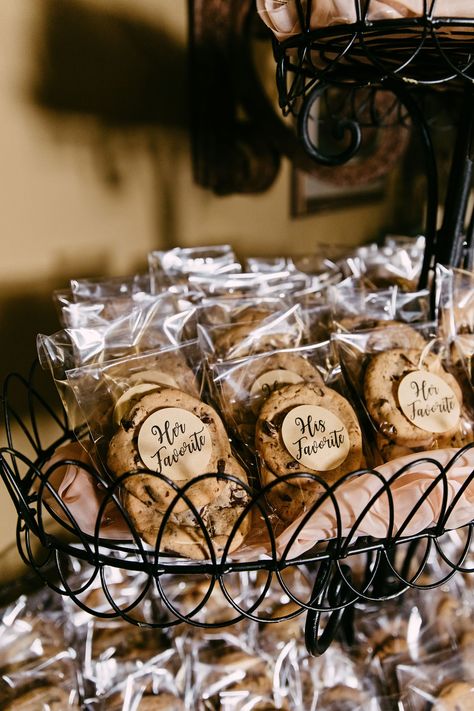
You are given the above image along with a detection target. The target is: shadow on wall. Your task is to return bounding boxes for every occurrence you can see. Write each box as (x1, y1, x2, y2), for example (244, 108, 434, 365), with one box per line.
(32, 0, 189, 242)
(0, 0, 190, 394)
(34, 0, 188, 129)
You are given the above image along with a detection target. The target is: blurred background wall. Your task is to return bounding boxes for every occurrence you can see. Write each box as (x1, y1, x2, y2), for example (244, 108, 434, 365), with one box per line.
(0, 0, 395, 575)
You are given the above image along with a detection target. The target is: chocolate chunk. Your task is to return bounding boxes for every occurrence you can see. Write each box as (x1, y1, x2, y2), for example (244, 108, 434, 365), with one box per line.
(263, 420, 278, 436)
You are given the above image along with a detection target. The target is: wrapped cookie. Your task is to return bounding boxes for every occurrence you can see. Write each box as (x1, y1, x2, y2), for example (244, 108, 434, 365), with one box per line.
(83, 620, 176, 698)
(284, 640, 382, 711)
(329, 278, 397, 332)
(198, 304, 305, 362)
(245, 251, 343, 285)
(105, 386, 251, 559)
(0, 591, 81, 710)
(0, 593, 74, 675)
(209, 342, 333, 449)
(70, 272, 153, 300)
(334, 323, 474, 464)
(437, 265, 474, 341)
(43, 341, 253, 559)
(196, 294, 289, 329)
(38, 300, 197, 435)
(66, 342, 203, 453)
(437, 265, 474, 393)
(353, 597, 424, 698)
(95, 664, 187, 710)
(329, 279, 429, 333)
(157, 574, 254, 645)
(254, 378, 364, 524)
(192, 637, 279, 711)
(396, 649, 474, 711)
(189, 270, 293, 298)
(340, 237, 425, 292)
(67, 344, 252, 558)
(148, 244, 241, 291)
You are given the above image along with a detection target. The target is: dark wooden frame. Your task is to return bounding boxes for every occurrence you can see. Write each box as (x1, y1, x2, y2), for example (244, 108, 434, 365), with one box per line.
(188, 1, 410, 202)
(291, 169, 385, 217)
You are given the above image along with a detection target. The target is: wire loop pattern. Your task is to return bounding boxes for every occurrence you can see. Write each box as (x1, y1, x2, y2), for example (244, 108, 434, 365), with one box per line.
(1, 364, 473, 654)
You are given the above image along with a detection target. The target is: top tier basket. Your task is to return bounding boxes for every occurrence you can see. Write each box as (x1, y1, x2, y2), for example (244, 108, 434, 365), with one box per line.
(1, 1, 474, 656)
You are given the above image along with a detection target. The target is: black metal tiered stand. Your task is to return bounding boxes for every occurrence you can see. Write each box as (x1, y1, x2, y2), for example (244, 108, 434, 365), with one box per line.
(2, 1, 474, 657)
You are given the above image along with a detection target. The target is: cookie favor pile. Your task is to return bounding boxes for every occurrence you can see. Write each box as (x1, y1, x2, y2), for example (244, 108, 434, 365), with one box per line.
(36, 239, 474, 559)
(1, 554, 474, 709)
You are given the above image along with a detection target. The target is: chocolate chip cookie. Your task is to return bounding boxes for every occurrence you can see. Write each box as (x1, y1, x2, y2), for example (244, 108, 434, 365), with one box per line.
(364, 349, 462, 448)
(122, 455, 250, 558)
(256, 382, 363, 480)
(107, 388, 230, 514)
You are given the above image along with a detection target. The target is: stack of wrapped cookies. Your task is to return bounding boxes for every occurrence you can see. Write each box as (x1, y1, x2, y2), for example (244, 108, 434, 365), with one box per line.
(36, 239, 474, 561)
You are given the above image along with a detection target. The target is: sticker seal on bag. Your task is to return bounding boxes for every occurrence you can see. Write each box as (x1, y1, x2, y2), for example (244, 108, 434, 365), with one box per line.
(138, 407, 212, 480)
(250, 369, 304, 411)
(129, 370, 179, 388)
(398, 370, 461, 433)
(114, 383, 159, 426)
(281, 405, 350, 471)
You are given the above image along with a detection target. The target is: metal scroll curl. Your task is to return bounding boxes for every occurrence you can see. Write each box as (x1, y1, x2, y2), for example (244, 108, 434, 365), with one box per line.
(295, 83, 411, 184)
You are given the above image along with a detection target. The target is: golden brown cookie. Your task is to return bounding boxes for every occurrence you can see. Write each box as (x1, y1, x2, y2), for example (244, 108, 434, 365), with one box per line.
(432, 681, 474, 711)
(107, 388, 231, 514)
(364, 349, 462, 448)
(122, 456, 250, 558)
(256, 382, 363, 481)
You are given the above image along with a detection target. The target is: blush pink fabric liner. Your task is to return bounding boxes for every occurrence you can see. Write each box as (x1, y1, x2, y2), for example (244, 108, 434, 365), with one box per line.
(42, 443, 474, 560)
(41, 443, 128, 540)
(257, 1, 474, 41)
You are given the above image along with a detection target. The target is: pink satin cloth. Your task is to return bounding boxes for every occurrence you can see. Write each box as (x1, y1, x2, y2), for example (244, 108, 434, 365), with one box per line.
(41, 444, 474, 559)
(235, 447, 474, 561)
(257, 1, 474, 40)
(41, 442, 129, 539)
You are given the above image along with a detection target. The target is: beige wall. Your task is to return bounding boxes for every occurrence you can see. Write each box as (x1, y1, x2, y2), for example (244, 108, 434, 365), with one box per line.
(0, 0, 394, 577)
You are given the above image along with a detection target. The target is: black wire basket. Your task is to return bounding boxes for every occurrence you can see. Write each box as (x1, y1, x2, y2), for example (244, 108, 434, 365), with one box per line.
(1, 363, 473, 655)
(269, 1, 474, 108)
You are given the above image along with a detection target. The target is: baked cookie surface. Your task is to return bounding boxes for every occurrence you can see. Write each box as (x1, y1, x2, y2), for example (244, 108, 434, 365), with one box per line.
(364, 349, 462, 447)
(256, 382, 363, 480)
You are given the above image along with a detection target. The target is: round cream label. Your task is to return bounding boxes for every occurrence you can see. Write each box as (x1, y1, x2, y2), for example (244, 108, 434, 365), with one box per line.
(137, 407, 212, 481)
(249, 369, 304, 412)
(398, 370, 461, 434)
(113, 383, 159, 426)
(129, 370, 178, 388)
(281, 405, 350, 472)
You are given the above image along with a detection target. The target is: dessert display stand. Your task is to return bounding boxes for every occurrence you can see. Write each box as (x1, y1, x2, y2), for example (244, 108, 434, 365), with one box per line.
(1, 0, 474, 657)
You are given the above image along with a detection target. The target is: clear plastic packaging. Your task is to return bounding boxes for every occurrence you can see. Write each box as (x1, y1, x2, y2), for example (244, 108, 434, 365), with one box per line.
(396, 648, 474, 710)
(66, 343, 252, 560)
(54, 290, 193, 331)
(334, 324, 474, 464)
(0, 591, 81, 709)
(149, 245, 241, 291)
(198, 304, 305, 362)
(192, 635, 279, 710)
(188, 271, 293, 297)
(209, 342, 335, 450)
